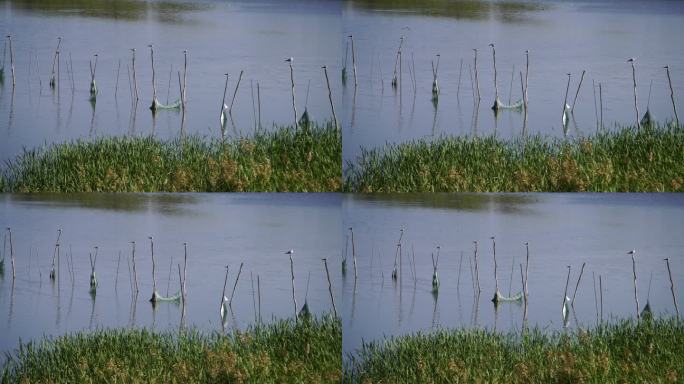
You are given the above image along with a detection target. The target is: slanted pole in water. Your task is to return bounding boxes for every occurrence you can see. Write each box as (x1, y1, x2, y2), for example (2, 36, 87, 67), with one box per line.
(257, 274, 261, 322)
(131, 241, 139, 293)
(115, 59, 121, 99)
(257, 82, 261, 129)
(571, 69, 585, 114)
(350, 227, 357, 279)
(350, 35, 357, 87)
(131, 49, 139, 101)
(571, 261, 586, 307)
(664, 258, 680, 319)
(289, 251, 297, 319)
(431, 54, 440, 100)
(7, 35, 15, 87)
(473, 241, 481, 294)
(323, 258, 337, 317)
(524, 50, 529, 109)
(473, 49, 481, 101)
(457, 58, 463, 100)
(220, 265, 229, 317)
(524, 242, 530, 303)
(599, 274, 603, 321)
(49, 37, 61, 89)
(491, 237, 500, 302)
(628, 58, 640, 129)
(664, 65, 679, 126)
(562, 265, 571, 321)
(286, 57, 298, 129)
(228, 262, 243, 307)
(219, 73, 229, 126)
(599, 82, 604, 128)
(562, 73, 571, 127)
(229, 69, 243, 115)
(489, 43, 499, 110)
(7, 227, 15, 279)
(322, 65, 339, 129)
(182, 50, 188, 108)
(149, 45, 157, 112)
(149, 236, 157, 303)
(182, 242, 188, 300)
(628, 250, 639, 318)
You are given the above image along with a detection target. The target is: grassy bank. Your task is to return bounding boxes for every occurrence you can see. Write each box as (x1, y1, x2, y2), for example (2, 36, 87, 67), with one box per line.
(345, 125, 684, 192)
(2, 315, 341, 383)
(344, 318, 683, 383)
(1, 122, 341, 192)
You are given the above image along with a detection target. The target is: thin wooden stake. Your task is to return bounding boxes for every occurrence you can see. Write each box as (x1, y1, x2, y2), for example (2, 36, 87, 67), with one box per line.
(664, 258, 680, 319)
(257, 274, 261, 322)
(182, 243, 188, 300)
(286, 58, 298, 129)
(220, 265, 229, 313)
(131, 241, 139, 293)
(562, 73, 571, 126)
(473, 49, 481, 101)
(323, 65, 339, 129)
(599, 82, 603, 129)
(251, 271, 257, 322)
(571, 262, 586, 307)
(350, 35, 357, 87)
(115, 59, 121, 99)
(599, 274, 603, 321)
(8, 228, 14, 279)
(524, 50, 529, 109)
(149, 237, 157, 302)
(131, 49, 139, 101)
(571, 69, 585, 114)
(628, 58, 640, 129)
(257, 82, 261, 129)
(664, 65, 679, 126)
(323, 258, 337, 317)
(229, 70, 243, 115)
(350, 227, 357, 279)
(473, 241, 481, 293)
(228, 262, 244, 307)
(289, 254, 297, 319)
(8, 35, 15, 87)
(629, 250, 639, 318)
(457, 58, 463, 100)
(182, 50, 188, 107)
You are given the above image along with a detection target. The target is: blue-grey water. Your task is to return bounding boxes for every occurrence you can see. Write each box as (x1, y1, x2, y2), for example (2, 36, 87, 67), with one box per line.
(0, 193, 341, 352)
(0, 0, 342, 161)
(342, 193, 684, 355)
(341, 0, 684, 162)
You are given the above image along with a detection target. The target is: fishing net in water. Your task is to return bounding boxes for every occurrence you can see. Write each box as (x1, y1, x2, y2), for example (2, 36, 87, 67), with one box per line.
(152, 290, 182, 302)
(151, 98, 181, 111)
(492, 98, 524, 111)
(492, 290, 522, 304)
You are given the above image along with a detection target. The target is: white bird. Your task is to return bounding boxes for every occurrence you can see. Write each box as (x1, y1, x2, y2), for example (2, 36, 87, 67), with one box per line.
(562, 295, 571, 322)
(562, 103, 571, 126)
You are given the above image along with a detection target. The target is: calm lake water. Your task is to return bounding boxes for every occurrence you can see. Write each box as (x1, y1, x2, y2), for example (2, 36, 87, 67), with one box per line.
(342, 193, 684, 355)
(0, 0, 342, 160)
(0, 193, 341, 352)
(341, 0, 684, 162)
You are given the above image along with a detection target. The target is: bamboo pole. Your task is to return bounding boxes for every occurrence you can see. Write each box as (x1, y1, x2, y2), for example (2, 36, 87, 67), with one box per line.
(457, 58, 463, 101)
(182, 243, 188, 300)
(285, 58, 298, 129)
(664, 258, 680, 319)
(562, 265, 571, 312)
(664, 65, 679, 126)
(131, 49, 139, 101)
(228, 262, 243, 307)
(599, 82, 603, 129)
(473, 241, 480, 293)
(182, 50, 188, 108)
(571, 69, 585, 114)
(323, 258, 337, 317)
(322, 65, 339, 129)
(489, 43, 499, 110)
(628, 58, 639, 129)
(289, 253, 297, 319)
(7, 228, 14, 279)
(350, 227, 357, 279)
(131, 241, 139, 293)
(220, 265, 229, 315)
(350, 35, 357, 87)
(524, 50, 529, 109)
(229, 69, 243, 114)
(629, 250, 639, 318)
(571, 262, 585, 307)
(115, 59, 121, 99)
(149, 45, 157, 111)
(562, 73, 571, 126)
(473, 49, 481, 101)
(7, 35, 15, 87)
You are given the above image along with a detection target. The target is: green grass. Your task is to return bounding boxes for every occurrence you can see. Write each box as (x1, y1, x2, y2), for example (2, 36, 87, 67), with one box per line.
(2, 315, 341, 383)
(344, 124, 684, 192)
(1, 121, 341, 192)
(344, 317, 684, 383)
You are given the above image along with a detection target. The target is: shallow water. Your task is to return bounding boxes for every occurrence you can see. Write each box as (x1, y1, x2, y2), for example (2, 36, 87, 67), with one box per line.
(342, 193, 684, 355)
(0, 0, 342, 160)
(341, 0, 684, 162)
(0, 193, 341, 352)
